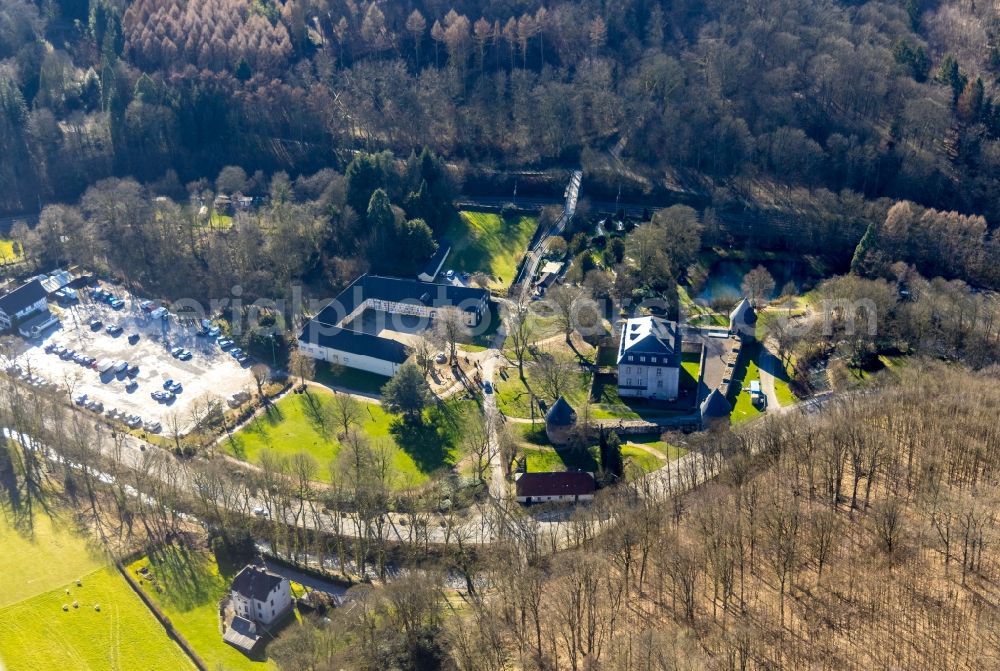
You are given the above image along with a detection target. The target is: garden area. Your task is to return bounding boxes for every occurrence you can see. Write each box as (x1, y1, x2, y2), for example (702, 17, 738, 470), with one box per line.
(445, 210, 539, 289)
(513, 425, 686, 478)
(127, 545, 277, 670)
(0, 510, 194, 671)
(224, 387, 474, 489)
(497, 337, 702, 422)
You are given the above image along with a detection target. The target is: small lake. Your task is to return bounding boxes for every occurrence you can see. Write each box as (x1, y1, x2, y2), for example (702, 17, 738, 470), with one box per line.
(695, 258, 815, 304)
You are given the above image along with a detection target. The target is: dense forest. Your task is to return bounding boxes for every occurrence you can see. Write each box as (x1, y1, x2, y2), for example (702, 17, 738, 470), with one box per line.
(4, 0, 1000, 224)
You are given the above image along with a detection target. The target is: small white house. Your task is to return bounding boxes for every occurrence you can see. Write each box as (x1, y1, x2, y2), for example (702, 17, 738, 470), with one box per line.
(0, 280, 49, 332)
(229, 564, 292, 627)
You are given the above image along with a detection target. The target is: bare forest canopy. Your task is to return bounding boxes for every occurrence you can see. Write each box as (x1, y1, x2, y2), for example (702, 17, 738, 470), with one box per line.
(4, 0, 1000, 227)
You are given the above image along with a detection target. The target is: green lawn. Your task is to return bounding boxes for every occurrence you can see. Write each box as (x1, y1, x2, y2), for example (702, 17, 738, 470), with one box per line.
(0, 238, 22, 264)
(0, 510, 108, 608)
(446, 210, 539, 288)
(225, 389, 472, 488)
(0, 510, 194, 671)
(128, 546, 274, 670)
(622, 433, 689, 460)
(729, 344, 763, 424)
(774, 375, 795, 406)
(313, 363, 390, 396)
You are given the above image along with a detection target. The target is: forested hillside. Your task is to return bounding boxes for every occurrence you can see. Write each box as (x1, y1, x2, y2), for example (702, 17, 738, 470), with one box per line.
(4, 0, 1000, 220)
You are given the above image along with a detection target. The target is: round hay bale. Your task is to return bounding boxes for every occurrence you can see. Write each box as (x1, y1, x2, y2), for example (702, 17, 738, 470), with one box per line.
(94, 604, 101, 612)
(62, 604, 69, 611)
(76, 580, 82, 587)
(72, 601, 79, 609)
(65, 589, 70, 595)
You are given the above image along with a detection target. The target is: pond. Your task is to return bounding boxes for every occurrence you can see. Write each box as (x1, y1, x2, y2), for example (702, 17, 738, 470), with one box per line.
(695, 258, 816, 305)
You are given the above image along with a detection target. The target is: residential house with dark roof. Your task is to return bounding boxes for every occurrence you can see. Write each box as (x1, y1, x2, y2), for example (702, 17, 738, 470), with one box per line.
(298, 274, 490, 377)
(0, 280, 50, 332)
(228, 564, 292, 627)
(417, 242, 452, 282)
(515, 471, 596, 504)
(616, 316, 681, 400)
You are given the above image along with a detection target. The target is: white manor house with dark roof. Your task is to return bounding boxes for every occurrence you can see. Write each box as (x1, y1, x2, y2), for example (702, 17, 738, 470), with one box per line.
(298, 274, 490, 377)
(616, 315, 681, 401)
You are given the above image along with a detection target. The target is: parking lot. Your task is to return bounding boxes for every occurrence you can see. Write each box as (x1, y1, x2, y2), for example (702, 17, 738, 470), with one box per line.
(8, 286, 255, 434)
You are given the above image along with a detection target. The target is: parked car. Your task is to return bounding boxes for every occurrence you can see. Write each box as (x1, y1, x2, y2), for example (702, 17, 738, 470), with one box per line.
(73, 394, 88, 406)
(217, 339, 233, 349)
(167, 382, 182, 394)
(126, 415, 142, 428)
(127, 365, 139, 378)
(60, 349, 75, 360)
(144, 421, 162, 433)
(178, 349, 192, 361)
(170, 346, 184, 357)
(252, 507, 269, 517)
(106, 324, 123, 336)
(236, 354, 250, 364)
(125, 379, 138, 392)
(208, 326, 221, 338)
(110, 298, 125, 310)
(162, 379, 175, 390)
(113, 361, 128, 374)
(128, 332, 140, 344)
(230, 348, 243, 358)
(483, 381, 493, 394)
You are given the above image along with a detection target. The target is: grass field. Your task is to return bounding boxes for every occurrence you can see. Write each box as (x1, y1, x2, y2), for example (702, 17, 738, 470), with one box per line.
(128, 546, 275, 670)
(729, 344, 764, 424)
(446, 211, 538, 288)
(0, 238, 22, 264)
(0, 510, 194, 671)
(225, 388, 472, 488)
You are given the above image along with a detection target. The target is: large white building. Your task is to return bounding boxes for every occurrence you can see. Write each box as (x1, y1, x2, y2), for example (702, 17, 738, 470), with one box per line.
(228, 564, 292, 627)
(616, 316, 681, 400)
(298, 274, 490, 377)
(0, 280, 49, 332)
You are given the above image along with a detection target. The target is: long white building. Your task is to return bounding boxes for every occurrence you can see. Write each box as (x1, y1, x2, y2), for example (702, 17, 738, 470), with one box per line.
(298, 274, 490, 377)
(616, 316, 681, 400)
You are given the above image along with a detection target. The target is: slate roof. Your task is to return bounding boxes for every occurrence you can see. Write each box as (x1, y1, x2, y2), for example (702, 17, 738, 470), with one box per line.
(617, 316, 680, 366)
(516, 471, 596, 498)
(545, 396, 577, 427)
(700, 389, 732, 419)
(299, 321, 409, 364)
(313, 274, 488, 326)
(418, 243, 451, 281)
(231, 565, 284, 602)
(0, 280, 47, 316)
(222, 616, 260, 652)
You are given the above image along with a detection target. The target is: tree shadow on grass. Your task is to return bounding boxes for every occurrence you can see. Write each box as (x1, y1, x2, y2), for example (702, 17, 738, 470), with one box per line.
(389, 415, 454, 475)
(145, 543, 225, 612)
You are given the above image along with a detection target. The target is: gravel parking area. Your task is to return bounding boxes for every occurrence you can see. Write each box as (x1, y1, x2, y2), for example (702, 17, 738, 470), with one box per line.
(10, 289, 256, 434)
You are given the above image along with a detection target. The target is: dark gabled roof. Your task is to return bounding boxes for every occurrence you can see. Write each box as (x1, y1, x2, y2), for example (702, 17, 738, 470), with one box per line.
(313, 274, 488, 325)
(0, 280, 47, 316)
(231, 565, 284, 602)
(418, 243, 451, 280)
(700, 389, 732, 419)
(222, 616, 260, 652)
(516, 471, 596, 497)
(618, 316, 679, 364)
(545, 396, 577, 426)
(299, 321, 409, 364)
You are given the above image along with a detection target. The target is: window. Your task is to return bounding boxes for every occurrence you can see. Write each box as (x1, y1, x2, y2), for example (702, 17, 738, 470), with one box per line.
(657, 380, 663, 388)
(657, 368, 662, 376)
(640, 356, 646, 362)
